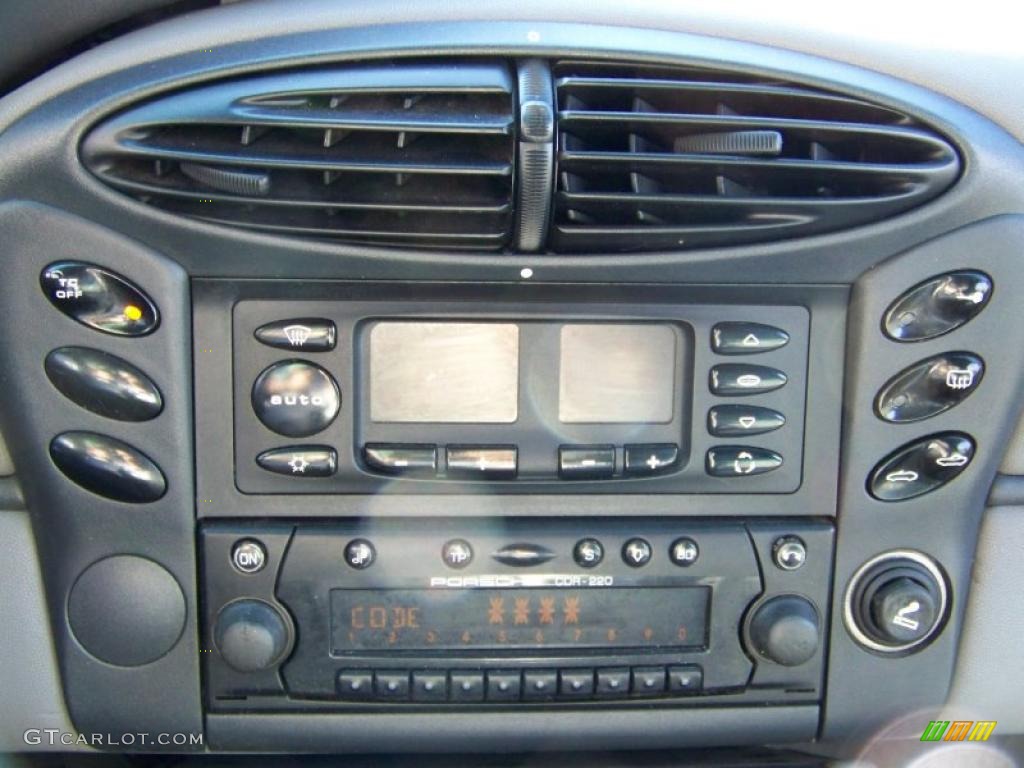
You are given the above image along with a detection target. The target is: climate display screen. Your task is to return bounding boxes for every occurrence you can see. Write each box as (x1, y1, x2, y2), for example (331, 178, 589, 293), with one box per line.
(330, 587, 709, 653)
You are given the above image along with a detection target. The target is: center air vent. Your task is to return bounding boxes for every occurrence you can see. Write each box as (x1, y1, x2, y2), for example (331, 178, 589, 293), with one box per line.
(552, 61, 961, 252)
(81, 62, 515, 249)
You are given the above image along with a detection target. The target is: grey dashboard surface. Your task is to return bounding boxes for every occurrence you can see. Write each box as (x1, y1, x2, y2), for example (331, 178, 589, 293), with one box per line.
(1, 0, 1024, 760)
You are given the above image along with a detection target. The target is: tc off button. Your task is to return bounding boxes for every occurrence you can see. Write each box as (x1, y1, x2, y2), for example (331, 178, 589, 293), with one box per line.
(252, 360, 340, 437)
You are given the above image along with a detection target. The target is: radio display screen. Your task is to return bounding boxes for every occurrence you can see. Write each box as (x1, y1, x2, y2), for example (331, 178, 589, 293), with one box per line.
(330, 587, 709, 653)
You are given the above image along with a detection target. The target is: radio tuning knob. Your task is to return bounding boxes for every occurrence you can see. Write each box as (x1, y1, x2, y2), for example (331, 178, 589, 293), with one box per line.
(746, 595, 820, 667)
(214, 599, 293, 673)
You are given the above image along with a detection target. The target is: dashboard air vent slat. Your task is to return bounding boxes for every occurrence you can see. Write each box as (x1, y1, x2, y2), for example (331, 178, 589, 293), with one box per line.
(553, 61, 961, 252)
(82, 62, 516, 250)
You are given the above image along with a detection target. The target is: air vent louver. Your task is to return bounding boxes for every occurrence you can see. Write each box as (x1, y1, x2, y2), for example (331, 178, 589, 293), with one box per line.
(81, 62, 516, 249)
(552, 61, 961, 252)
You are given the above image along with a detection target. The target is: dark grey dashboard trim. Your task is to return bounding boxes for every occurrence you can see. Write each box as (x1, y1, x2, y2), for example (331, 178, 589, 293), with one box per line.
(207, 706, 820, 752)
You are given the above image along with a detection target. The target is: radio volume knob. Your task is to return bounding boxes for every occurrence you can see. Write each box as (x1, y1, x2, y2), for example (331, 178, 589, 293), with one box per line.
(746, 595, 820, 667)
(214, 599, 293, 673)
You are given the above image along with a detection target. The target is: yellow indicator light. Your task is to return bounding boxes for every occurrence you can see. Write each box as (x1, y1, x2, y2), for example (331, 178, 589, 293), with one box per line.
(123, 305, 143, 321)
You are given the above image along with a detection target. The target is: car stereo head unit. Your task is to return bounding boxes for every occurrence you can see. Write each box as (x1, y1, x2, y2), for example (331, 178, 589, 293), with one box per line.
(201, 518, 833, 712)
(232, 298, 809, 495)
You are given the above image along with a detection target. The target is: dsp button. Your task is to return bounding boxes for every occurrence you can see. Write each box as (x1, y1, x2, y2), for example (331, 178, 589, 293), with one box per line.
(884, 271, 992, 342)
(50, 431, 166, 503)
(875, 352, 983, 423)
(711, 322, 789, 354)
(252, 360, 340, 437)
(255, 318, 336, 352)
(40, 262, 158, 337)
(45, 347, 162, 422)
(256, 446, 337, 477)
(869, 432, 975, 501)
(706, 446, 783, 477)
(710, 364, 787, 396)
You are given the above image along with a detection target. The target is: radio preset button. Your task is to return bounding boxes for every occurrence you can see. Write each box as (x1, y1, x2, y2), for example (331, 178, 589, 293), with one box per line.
(708, 405, 785, 437)
(622, 538, 652, 568)
(596, 668, 630, 697)
(450, 672, 485, 702)
(669, 537, 700, 567)
(412, 671, 448, 702)
(631, 666, 667, 696)
(344, 539, 376, 570)
(710, 364, 787, 396)
(337, 670, 373, 700)
(255, 318, 336, 352)
(256, 446, 337, 478)
(706, 446, 783, 477)
(522, 670, 558, 701)
(486, 671, 522, 702)
(573, 538, 605, 568)
(364, 444, 437, 476)
(712, 322, 790, 355)
(558, 669, 595, 698)
(624, 443, 680, 476)
(251, 360, 341, 438)
(375, 671, 411, 700)
(559, 445, 615, 480)
(446, 446, 517, 480)
(668, 666, 703, 695)
(231, 539, 267, 574)
(442, 539, 474, 569)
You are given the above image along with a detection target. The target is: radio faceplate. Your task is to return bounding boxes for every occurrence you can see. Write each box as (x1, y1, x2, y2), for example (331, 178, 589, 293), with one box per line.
(201, 518, 834, 712)
(232, 298, 810, 494)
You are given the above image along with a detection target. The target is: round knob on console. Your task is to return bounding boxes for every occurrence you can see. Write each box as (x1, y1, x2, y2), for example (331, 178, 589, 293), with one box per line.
(845, 551, 948, 654)
(746, 595, 820, 667)
(214, 599, 293, 673)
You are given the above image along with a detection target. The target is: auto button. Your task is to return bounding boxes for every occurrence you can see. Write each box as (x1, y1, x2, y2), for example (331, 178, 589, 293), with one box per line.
(251, 360, 341, 437)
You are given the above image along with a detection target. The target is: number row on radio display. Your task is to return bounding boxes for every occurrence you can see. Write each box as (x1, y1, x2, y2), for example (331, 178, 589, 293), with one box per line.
(336, 665, 703, 703)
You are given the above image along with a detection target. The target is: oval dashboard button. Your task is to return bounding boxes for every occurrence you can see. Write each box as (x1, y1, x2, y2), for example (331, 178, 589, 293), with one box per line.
(45, 347, 163, 421)
(40, 262, 159, 337)
(50, 431, 166, 503)
(868, 432, 975, 502)
(875, 352, 984, 423)
(251, 360, 341, 437)
(883, 271, 992, 342)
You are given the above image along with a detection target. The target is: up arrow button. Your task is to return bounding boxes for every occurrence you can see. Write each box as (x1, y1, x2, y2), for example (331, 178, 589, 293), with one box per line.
(712, 322, 790, 355)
